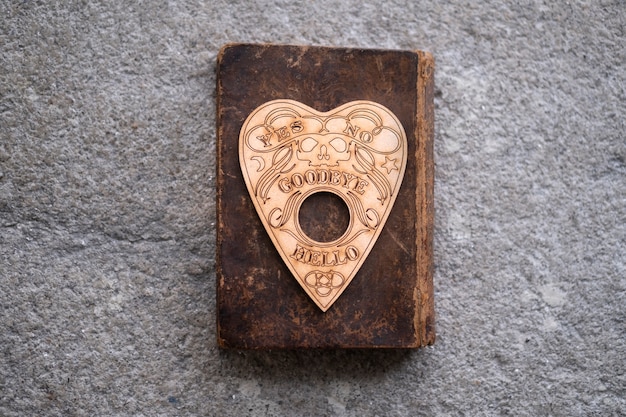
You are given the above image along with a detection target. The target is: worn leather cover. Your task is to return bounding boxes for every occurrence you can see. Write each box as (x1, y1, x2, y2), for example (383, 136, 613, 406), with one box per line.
(216, 44, 434, 348)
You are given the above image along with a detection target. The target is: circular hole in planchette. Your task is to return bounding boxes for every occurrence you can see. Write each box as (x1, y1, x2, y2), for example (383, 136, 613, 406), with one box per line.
(298, 192, 350, 243)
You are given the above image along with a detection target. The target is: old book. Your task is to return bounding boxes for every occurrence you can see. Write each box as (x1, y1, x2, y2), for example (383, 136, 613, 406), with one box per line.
(216, 43, 435, 348)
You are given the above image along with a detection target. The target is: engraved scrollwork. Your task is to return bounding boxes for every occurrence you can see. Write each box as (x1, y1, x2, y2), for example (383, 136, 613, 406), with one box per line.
(353, 144, 393, 204)
(268, 191, 301, 228)
(254, 145, 295, 203)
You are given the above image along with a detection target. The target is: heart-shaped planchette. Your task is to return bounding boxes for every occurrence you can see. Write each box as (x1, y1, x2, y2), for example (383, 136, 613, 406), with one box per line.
(239, 100, 407, 311)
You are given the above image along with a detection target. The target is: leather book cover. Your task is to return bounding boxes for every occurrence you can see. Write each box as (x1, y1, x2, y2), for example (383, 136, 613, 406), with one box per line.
(216, 44, 434, 349)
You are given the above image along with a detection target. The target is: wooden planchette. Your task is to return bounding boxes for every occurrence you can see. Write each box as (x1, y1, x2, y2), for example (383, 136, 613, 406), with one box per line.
(239, 99, 407, 311)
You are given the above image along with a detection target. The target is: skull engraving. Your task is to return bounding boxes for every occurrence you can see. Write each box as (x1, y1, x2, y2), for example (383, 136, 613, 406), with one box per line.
(296, 134, 351, 167)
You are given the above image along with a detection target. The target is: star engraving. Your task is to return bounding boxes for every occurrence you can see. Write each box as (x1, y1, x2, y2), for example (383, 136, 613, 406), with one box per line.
(381, 157, 399, 174)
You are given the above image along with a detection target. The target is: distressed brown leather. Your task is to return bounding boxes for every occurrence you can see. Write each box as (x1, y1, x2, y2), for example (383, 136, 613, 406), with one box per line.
(216, 44, 435, 348)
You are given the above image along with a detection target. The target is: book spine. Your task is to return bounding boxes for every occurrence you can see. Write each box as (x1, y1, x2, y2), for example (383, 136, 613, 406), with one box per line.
(414, 51, 436, 346)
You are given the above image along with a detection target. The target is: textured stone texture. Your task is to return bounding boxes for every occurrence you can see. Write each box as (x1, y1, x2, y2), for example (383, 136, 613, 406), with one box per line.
(0, 0, 624, 416)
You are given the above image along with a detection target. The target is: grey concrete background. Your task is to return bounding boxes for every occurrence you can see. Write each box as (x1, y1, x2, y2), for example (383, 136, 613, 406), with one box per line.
(1, 0, 624, 415)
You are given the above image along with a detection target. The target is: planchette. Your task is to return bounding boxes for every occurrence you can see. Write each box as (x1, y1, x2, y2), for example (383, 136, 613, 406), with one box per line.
(239, 99, 407, 311)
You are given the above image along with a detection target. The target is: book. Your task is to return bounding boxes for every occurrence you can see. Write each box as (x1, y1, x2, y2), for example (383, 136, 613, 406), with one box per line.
(216, 43, 435, 348)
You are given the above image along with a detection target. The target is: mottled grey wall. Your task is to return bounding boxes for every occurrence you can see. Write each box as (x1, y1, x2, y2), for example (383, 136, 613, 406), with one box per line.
(1, 1, 624, 416)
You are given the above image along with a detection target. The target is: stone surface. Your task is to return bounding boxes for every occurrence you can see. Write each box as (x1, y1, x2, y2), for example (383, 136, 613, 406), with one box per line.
(0, 0, 624, 415)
